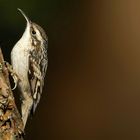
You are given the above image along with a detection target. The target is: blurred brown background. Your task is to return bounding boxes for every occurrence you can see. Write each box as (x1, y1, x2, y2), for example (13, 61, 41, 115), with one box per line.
(1, 0, 140, 139)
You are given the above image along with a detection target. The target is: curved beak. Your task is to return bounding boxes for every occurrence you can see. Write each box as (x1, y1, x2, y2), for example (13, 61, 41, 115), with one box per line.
(17, 8, 31, 25)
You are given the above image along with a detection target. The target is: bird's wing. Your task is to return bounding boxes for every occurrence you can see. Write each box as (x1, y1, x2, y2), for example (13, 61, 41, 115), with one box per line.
(28, 48, 48, 114)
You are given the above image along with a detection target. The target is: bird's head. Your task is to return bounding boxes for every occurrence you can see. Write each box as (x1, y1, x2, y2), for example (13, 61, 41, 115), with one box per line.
(17, 8, 48, 48)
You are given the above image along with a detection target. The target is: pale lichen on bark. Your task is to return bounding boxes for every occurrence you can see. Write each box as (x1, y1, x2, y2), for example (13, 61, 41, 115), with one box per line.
(0, 48, 24, 140)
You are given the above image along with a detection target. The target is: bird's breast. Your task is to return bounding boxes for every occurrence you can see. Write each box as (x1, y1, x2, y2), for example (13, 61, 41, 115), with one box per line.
(11, 44, 30, 79)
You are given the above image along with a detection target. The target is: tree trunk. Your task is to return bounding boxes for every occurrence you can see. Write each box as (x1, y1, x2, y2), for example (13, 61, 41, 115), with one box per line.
(0, 48, 24, 140)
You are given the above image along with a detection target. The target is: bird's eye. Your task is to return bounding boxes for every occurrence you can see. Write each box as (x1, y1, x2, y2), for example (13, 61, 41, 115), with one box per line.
(32, 30, 36, 35)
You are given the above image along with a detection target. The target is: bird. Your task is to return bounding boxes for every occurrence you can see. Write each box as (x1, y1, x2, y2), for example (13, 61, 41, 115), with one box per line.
(11, 8, 48, 128)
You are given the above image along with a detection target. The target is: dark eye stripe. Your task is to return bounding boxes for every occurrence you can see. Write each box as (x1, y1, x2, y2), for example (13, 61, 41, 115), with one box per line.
(32, 23, 48, 40)
(30, 27, 36, 35)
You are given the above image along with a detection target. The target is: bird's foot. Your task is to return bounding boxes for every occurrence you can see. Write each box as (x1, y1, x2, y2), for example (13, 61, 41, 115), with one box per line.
(5, 62, 20, 90)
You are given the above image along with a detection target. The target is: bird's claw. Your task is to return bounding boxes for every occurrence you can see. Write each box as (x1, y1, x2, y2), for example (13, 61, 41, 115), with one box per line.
(11, 74, 18, 90)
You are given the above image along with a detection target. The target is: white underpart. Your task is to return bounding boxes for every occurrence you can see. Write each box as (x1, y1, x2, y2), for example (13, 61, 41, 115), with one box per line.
(11, 24, 31, 82)
(11, 23, 33, 128)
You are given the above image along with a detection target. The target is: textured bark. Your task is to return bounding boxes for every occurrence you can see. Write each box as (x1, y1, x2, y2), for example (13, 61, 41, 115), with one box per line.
(0, 48, 24, 140)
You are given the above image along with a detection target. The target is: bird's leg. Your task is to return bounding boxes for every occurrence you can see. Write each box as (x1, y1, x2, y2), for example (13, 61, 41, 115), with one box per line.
(5, 62, 20, 90)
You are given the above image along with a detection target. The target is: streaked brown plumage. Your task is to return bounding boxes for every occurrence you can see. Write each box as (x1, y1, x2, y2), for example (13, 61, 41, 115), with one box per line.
(11, 9, 48, 128)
